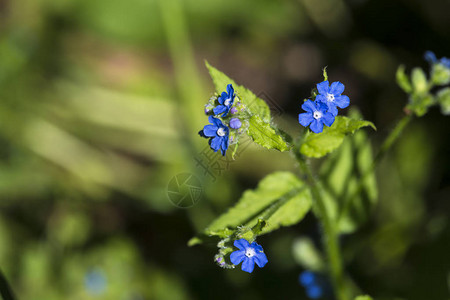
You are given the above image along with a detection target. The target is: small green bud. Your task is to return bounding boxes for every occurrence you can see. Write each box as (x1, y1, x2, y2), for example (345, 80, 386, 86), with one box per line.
(437, 87, 450, 115)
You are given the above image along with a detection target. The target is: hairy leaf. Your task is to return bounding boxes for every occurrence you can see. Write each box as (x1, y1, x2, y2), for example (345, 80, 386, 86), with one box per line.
(300, 116, 376, 158)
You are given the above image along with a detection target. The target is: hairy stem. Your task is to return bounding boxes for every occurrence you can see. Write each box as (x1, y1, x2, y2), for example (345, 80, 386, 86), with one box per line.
(294, 149, 349, 300)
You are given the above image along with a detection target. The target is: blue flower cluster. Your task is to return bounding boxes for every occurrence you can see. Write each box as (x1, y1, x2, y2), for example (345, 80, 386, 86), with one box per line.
(298, 80, 350, 133)
(199, 84, 244, 156)
(299, 271, 324, 299)
(425, 51, 450, 69)
(230, 239, 268, 273)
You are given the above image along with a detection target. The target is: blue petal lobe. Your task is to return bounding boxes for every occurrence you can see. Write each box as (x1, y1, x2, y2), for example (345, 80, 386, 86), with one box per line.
(330, 81, 345, 95)
(310, 119, 324, 133)
(299, 271, 315, 286)
(301, 100, 316, 113)
(213, 105, 227, 116)
(210, 136, 221, 151)
(327, 104, 338, 116)
(254, 252, 268, 268)
(315, 94, 327, 104)
(299, 112, 314, 127)
(322, 112, 335, 127)
(306, 285, 323, 299)
(227, 84, 234, 97)
(230, 250, 245, 265)
(234, 239, 250, 250)
(203, 125, 218, 137)
(220, 137, 228, 156)
(250, 242, 263, 252)
(316, 81, 329, 95)
(241, 257, 255, 273)
(335, 95, 350, 109)
(424, 51, 437, 64)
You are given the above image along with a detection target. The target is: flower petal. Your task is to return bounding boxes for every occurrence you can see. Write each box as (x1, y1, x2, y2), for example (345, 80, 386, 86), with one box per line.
(202, 125, 218, 137)
(210, 136, 221, 151)
(254, 252, 268, 268)
(299, 271, 315, 286)
(298, 112, 313, 127)
(218, 92, 228, 104)
(227, 84, 234, 97)
(301, 100, 316, 113)
(220, 137, 229, 156)
(306, 285, 323, 299)
(327, 103, 338, 116)
(335, 95, 350, 109)
(315, 94, 327, 104)
(250, 242, 263, 252)
(234, 239, 250, 250)
(316, 81, 329, 95)
(213, 105, 227, 116)
(329, 81, 345, 95)
(424, 51, 437, 64)
(230, 250, 245, 265)
(322, 112, 335, 127)
(310, 119, 324, 133)
(241, 257, 255, 273)
(221, 107, 230, 117)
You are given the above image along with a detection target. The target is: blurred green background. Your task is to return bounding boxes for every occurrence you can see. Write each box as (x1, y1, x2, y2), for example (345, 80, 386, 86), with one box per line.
(0, 0, 449, 299)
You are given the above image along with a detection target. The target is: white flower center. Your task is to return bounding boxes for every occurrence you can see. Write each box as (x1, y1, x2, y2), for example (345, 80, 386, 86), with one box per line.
(217, 127, 226, 137)
(326, 93, 335, 102)
(245, 248, 256, 258)
(313, 111, 322, 120)
(224, 98, 231, 106)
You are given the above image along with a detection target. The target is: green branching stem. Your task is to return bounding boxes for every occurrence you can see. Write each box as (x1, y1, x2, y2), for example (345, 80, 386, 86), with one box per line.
(294, 146, 349, 300)
(337, 114, 413, 220)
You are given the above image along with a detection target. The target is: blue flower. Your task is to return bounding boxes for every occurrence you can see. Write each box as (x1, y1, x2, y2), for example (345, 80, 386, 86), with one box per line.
(213, 84, 235, 117)
(199, 116, 229, 156)
(230, 239, 268, 273)
(299, 271, 324, 299)
(298, 100, 335, 133)
(424, 51, 450, 68)
(306, 285, 323, 299)
(315, 80, 350, 116)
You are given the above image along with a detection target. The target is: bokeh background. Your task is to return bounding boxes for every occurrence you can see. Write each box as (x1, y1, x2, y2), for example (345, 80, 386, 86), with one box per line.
(0, 0, 449, 299)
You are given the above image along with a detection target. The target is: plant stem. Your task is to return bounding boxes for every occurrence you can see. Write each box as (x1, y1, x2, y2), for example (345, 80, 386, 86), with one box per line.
(294, 149, 348, 300)
(337, 114, 413, 221)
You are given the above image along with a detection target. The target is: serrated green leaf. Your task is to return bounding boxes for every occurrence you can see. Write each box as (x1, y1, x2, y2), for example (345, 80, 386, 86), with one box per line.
(197, 172, 311, 242)
(247, 115, 291, 151)
(300, 116, 376, 158)
(205, 61, 271, 123)
(396, 65, 412, 93)
(437, 87, 450, 115)
(319, 112, 377, 233)
(411, 67, 428, 95)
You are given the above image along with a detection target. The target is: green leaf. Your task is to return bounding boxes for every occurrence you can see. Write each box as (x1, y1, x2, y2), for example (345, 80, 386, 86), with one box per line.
(300, 116, 376, 158)
(437, 87, 450, 115)
(396, 65, 412, 93)
(205, 61, 271, 123)
(411, 67, 428, 95)
(354, 296, 373, 300)
(247, 115, 291, 151)
(319, 113, 378, 233)
(191, 172, 312, 245)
